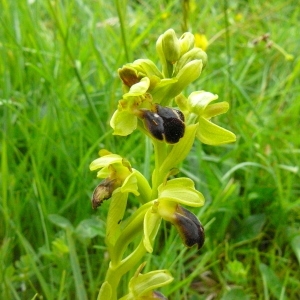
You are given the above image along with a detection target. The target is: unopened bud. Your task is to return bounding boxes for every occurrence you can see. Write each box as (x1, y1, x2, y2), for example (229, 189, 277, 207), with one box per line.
(174, 48, 207, 75)
(178, 32, 195, 57)
(132, 59, 163, 79)
(157, 29, 180, 63)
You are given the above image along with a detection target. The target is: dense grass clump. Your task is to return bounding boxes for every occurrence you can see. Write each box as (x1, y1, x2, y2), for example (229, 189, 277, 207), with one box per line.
(1, 0, 299, 299)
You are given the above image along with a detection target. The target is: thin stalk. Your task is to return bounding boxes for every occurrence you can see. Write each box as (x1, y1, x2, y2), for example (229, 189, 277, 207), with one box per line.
(101, 241, 147, 300)
(115, 0, 130, 62)
(151, 141, 168, 199)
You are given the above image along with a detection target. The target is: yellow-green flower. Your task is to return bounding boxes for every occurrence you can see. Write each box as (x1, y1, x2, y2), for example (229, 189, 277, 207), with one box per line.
(143, 178, 205, 252)
(120, 265, 173, 300)
(89, 150, 139, 208)
(176, 90, 236, 145)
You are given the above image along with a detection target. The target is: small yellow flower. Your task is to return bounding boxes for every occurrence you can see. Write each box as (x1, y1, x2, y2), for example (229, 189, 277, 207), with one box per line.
(194, 33, 208, 51)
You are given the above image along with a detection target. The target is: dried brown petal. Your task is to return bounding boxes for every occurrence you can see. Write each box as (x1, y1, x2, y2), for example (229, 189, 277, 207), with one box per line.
(91, 178, 116, 209)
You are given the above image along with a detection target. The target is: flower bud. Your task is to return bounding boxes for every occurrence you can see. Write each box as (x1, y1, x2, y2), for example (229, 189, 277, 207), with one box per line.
(157, 29, 180, 63)
(178, 32, 195, 57)
(174, 47, 207, 76)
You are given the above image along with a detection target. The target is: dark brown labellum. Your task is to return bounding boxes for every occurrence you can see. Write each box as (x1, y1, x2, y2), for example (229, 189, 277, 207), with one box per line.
(163, 117, 185, 144)
(141, 104, 185, 144)
(174, 206, 205, 249)
(141, 110, 165, 141)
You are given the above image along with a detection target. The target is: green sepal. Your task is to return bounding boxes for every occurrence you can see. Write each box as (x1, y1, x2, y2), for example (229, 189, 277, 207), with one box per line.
(159, 123, 198, 172)
(150, 77, 178, 104)
(202, 101, 229, 118)
(121, 172, 139, 196)
(131, 59, 163, 79)
(175, 93, 189, 113)
(174, 47, 207, 76)
(197, 117, 236, 145)
(110, 110, 137, 136)
(158, 178, 205, 207)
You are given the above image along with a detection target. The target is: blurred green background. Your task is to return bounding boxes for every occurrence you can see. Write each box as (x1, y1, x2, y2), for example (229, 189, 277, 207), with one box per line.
(1, 0, 299, 299)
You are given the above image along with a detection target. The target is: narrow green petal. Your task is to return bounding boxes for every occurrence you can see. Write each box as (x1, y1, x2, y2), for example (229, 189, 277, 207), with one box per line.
(123, 77, 150, 98)
(202, 101, 229, 118)
(110, 110, 137, 136)
(197, 117, 236, 145)
(132, 59, 163, 79)
(143, 208, 162, 253)
(121, 172, 140, 196)
(96, 167, 110, 178)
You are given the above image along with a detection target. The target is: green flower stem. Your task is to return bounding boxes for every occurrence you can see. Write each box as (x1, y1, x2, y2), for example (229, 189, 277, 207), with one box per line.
(151, 140, 168, 199)
(111, 202, 154, 266)
(104, 241, 148, 300)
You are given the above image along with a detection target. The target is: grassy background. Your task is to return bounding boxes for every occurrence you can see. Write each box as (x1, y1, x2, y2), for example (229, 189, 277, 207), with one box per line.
(1, 0, 300, 299)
